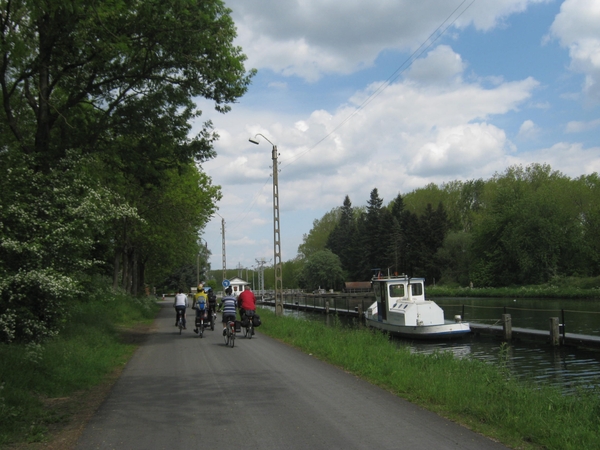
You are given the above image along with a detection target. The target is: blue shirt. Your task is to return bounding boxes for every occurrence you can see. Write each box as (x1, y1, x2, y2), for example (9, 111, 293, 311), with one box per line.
(220, 296, 237, 316)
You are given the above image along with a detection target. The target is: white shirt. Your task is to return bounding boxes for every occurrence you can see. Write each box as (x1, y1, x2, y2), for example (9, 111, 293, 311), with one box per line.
(174, 293, 188, 307)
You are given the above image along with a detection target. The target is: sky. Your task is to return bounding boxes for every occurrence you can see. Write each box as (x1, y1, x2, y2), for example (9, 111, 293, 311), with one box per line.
(196, 0, 600, 275)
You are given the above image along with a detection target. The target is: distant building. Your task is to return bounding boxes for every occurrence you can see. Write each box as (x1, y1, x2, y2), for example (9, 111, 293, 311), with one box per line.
(228, 277, 250, 297)
(343, 281, 372, 293)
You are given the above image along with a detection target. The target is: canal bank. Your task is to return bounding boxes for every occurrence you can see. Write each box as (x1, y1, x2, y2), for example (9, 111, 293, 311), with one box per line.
(260, 293, 600, 393)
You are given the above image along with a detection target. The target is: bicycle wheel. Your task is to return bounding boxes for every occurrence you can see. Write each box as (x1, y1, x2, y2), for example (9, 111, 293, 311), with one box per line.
(179, 320, 183, 335)
(223, 328, 229, 345)
(199, 320, 204, 338)
(247, 323, 253, 339)
(229, 322, 235, 348)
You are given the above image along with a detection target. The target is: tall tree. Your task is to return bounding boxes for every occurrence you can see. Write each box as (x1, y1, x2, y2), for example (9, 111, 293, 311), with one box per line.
(0, 0, 254, 166)
(298, 208, 341, 259)
(359, 188, 384, 279)
(326, 196, 356, 273)
(300, 250, 345, 291)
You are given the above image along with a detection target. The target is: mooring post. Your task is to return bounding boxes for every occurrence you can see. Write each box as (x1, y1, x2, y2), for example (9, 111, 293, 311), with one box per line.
(502, 313, 512, 341)
(325, 300, 329, 315)
(550, 317, 560, 346)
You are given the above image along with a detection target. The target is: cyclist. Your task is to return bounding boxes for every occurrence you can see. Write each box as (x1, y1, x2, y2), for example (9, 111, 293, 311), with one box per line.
(173, 289, 188, 329)
(237, 286, 256, 324)
(192, 285, 208, 334)
(205, 286, 218, 325)
(219, 287, 237, 336)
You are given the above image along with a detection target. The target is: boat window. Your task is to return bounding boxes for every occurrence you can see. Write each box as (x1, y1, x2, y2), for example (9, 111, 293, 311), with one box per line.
(389, 284, 405, 298)
(410, 283, 423, 296)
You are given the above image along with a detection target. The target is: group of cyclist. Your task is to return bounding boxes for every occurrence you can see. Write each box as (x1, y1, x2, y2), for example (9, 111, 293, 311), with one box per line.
(173, 283, 256, 336)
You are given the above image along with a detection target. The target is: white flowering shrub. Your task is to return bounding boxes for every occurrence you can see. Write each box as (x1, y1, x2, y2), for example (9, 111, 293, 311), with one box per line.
(0, 151, 140, 344)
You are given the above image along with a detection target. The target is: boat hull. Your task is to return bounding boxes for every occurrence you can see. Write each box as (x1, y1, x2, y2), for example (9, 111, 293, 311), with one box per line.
(365, 317, 471, 339)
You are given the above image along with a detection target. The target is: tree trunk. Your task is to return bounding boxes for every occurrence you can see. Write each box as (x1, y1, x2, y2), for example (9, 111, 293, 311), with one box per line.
(123, 249, 131, 293)
(132, 248, 138, 296)
(112, 250, 121, 290)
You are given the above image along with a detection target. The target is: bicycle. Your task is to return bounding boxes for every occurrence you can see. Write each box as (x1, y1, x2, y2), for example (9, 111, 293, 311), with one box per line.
(223, 319, 236, 348)
(243, 311, 255, 339)
(176, 309, 184, 335)
(195, 311, 206, 338)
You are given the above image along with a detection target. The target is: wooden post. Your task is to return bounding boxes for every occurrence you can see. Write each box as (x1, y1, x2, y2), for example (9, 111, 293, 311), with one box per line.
(550, 317, 560, 346)
(325, 300, 329, 315)
(502, 314, 512, 341)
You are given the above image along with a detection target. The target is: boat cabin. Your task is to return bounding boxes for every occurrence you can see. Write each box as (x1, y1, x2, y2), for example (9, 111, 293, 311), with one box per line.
(371, 275, 444, 326)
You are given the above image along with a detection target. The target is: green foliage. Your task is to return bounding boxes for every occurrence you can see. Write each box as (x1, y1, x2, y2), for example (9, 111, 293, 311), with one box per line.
(0, 152, 138, 343)
(0, 0, 255, 160)
(306, 163, 600, 289)
(297, 207, 341, 259)
(470, 164, 593, 286)
(300, 250, 345, 291)
(428, 278, 600, 299)
(0, 0, 253, 336)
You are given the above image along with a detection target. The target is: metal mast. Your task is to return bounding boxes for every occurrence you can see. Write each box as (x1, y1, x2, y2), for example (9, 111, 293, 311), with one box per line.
(271, 144, 283, 316)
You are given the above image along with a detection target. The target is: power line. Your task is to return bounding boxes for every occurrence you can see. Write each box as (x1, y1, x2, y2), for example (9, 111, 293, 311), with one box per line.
(279, 0, 477, 170)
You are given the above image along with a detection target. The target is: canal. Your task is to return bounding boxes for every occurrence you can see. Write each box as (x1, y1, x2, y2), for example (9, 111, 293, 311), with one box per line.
(265, 296, 600, 394)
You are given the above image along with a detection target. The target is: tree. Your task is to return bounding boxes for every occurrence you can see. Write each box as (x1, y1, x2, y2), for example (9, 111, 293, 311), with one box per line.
(0, 0, 254, 166)
(0, 152, 137, 343)
(470, 164, 590, 286)
(300, 250, 345, 291)
(0, 0, 254, 343)
(298, 208, 341, 259)
(359, 188, 385, 279)
(326, 196, 355, 271)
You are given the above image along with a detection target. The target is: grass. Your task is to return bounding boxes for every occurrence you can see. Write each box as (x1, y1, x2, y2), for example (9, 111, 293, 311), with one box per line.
(428, 276, 600, 300)
(258, 308, 600, 450)
(0, 292, 159, 448)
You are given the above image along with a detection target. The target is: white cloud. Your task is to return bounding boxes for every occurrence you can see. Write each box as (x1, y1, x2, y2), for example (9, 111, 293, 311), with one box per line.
(549, 0, 600, 102)
(206, 46, 539, 214)
(198, 1, 600, 270)
(230, 0, 552, 81)
(565, 118, 600, 133)
(517, 120, 540, 140)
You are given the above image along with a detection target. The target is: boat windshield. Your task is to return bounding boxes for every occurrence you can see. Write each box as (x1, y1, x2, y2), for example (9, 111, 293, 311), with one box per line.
(389, 284, 405, 298)
(410, 283, 423, 296)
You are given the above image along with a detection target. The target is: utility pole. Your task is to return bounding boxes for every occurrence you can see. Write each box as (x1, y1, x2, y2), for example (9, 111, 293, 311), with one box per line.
(215, 214, 226, 284)
(249, 134, 283, 316)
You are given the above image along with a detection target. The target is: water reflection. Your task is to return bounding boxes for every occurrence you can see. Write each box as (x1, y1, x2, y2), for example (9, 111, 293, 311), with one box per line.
(269, 306, 600, 394)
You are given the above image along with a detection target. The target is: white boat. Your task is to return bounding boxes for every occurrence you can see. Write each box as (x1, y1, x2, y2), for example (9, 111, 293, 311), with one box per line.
(365, 275, 470, 339)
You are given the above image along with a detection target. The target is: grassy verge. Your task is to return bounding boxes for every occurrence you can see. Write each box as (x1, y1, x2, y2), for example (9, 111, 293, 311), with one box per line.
(0, 293, 159, 448)
(428, 276, 600, 299)
(258, 308, 600, 450)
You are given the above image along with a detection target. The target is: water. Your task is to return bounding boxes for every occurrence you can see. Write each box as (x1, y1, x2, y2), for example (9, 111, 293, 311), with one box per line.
(268, 302, 600, 394)
(435, 297, 600, 336)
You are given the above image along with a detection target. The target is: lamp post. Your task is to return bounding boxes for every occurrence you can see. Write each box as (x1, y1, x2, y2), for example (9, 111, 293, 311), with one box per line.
(249, 134, 283, 316)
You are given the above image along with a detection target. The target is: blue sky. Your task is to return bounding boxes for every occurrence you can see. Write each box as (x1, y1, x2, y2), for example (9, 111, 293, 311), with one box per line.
(197, 0, 600, 274)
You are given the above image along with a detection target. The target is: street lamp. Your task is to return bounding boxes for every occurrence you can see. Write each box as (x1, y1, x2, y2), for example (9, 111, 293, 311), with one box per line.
(249, 134, 283, 316)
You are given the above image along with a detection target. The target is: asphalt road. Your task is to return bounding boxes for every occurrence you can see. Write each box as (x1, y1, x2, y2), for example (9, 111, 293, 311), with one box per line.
(75, 301, 510, 450)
